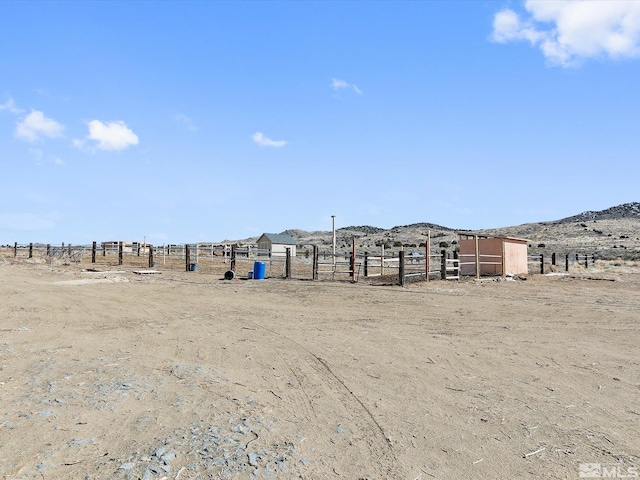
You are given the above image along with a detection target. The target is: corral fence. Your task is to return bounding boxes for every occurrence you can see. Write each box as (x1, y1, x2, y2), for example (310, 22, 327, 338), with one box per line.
(4, 241, 601, 285)
(528, 252, 597, 275)
(458, 253, 502, 276)
(7, 242, 88, 264)
(4, 241, 302, 279)
(311, 240, 460, 286)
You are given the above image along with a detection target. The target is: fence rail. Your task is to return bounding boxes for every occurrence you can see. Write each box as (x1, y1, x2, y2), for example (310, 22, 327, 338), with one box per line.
(527, 252, 596, 274)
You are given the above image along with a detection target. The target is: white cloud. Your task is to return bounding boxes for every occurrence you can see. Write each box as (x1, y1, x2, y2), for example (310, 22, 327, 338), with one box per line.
(27, 147, 64, 166)
(331, 78, 363, 95)
(0, 97, 23, 114)
(175, 113, 197, 132)
(15, 110, 64, 142)
(79, 120, 139, 151)
(252, 132, 287, 148)
(491, 1, 640, 66)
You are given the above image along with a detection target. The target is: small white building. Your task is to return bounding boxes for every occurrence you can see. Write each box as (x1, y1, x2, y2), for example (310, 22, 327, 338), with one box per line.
(257, 233, 297, 257)
(101, 241, 150, 254)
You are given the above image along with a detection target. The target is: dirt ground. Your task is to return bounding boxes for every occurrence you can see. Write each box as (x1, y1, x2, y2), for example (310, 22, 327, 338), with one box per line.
(0, 260, 639, 479)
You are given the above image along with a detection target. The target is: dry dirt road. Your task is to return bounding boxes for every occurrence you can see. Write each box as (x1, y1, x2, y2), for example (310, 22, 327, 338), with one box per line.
(1, 262, 639, 479)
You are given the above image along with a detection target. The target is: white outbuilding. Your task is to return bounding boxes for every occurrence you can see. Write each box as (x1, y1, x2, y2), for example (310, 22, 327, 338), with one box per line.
(256, 233, 297, 257)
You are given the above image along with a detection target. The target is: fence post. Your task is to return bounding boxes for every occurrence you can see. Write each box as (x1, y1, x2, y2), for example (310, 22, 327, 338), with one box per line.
(364, 252, 369, 277)
(312, 245, 318, 280)
(426, 230, 431, 282)
(92, 241, 97, 263)
(14, 242, 17, 257)
(68, 244, 72, 255)
(552, 252, 556, 266)
(540, 253, 544, 274)
(149, 246, 154, 268)
(440, 249, 446, 280)
(399, 250, 405, 286)
(185, 244, 191, 272)
(230, 245, 236, 272)
(103, 243, 106, 256)
(585, 253, 588, 269)
(565, 253, 569, 272)
(118, 242, 123, 266)
(285, 247, 292, 279)
(47, 244, 51, 257)
(351, 238, 356, 281)
(500, 238, 505, 276)
(474, 235, 480, 279)
(29, 243, 33, 259)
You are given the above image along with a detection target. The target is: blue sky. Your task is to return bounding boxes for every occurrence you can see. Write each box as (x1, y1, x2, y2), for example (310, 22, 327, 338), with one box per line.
(1, 1, 640, 245)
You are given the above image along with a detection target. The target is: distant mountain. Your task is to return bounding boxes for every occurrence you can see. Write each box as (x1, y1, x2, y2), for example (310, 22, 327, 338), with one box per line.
(276, 222, 457, 249)
(478, 202, 640, 258)
(388, 222, 455, 232)
(556, 202, 640, 223)
(337, 225, 386, 235)
(230, 203, 640, 259)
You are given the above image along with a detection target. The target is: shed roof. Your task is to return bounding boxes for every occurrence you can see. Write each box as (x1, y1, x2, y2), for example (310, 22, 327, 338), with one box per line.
(456, 232, 529, 243)
(258, 233, 297, 245)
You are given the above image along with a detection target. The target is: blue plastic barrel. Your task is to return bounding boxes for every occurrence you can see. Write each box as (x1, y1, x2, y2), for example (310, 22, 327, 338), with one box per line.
(190, 263, 198, 272)
(253, 261, 266, 280)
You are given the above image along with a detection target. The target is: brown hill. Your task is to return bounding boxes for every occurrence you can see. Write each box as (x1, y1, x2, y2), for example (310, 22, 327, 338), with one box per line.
(234, 203, 640, 259)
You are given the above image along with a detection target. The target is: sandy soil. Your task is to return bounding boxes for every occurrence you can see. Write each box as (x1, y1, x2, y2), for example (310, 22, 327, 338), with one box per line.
(1, 261, 639, 479)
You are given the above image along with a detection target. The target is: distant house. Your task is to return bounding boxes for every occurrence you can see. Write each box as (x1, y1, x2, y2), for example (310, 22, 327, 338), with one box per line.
(101, 241, 150, 255)
(257, 233, 297, 257)
(457, 233, 528, 276)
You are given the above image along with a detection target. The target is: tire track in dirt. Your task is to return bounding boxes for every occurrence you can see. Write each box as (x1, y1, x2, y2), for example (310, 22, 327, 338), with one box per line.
(246, 320, 405, 478)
